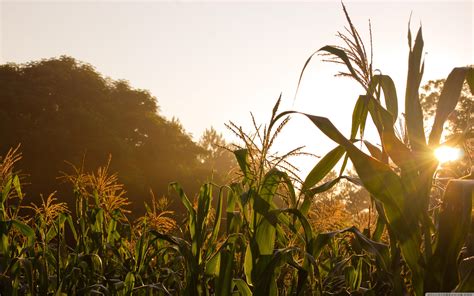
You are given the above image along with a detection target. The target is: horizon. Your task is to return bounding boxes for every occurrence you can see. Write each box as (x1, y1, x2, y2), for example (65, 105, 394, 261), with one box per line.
(1, 0, 472, 175)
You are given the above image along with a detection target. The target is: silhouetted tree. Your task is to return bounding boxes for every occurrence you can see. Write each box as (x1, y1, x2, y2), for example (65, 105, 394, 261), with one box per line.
(198, 127, 236, 181)
(0, 56, 219, 215)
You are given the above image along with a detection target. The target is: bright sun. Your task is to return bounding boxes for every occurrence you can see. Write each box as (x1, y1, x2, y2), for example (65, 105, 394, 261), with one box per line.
(434, 146, 463, 163)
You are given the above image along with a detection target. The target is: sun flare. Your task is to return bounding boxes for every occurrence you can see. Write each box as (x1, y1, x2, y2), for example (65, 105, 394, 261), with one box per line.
(434, 146, 463, 163)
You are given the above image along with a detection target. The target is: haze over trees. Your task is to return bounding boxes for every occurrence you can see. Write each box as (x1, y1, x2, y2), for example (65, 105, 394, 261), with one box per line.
(0, 56, 233, 214)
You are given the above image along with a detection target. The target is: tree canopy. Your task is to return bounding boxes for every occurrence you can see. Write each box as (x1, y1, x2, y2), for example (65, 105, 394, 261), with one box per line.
(0, 56, 226, 214)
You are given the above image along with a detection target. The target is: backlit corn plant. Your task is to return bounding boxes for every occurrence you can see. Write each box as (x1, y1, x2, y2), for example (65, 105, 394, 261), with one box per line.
(0, 146, 37, 295)
(273, 4, 474, 295)
(0, 4, 472, 296)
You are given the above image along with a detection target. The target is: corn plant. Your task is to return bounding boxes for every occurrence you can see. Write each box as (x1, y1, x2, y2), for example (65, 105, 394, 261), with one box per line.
(273, 5, 474, 295)
(0, 146, 37, 295)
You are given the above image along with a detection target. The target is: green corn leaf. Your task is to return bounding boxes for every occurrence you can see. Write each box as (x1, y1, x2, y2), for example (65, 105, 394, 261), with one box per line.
(363, 140, 383, 160)
(282, 209, 316, 278)
(260, 168, 282, 204)
(12, 175, 23, 200)
(1, 176, 12, 204)
(302, 145, 345, 193)
(106, 216, 117, 244)
(169, 182, 195, 218)
(169, 182, 197, 254)
(425, 180, 473, 292)
(428, 67, 471, 146)
(351, 95, 369, 140)
(372, 215, 386, 242)
(44, 215, 71, 244)
(196, 184, 212, 258)
(150, 231, 193, 264)
(405, 26, 426, 151)
(124, 272, 135, 294)
(209, 186, 225, 249)
(234, 149, 250, 182)
(345, 226, 390, 272)
(279, 171, 297, 208)
(313, 227, 390, 272)
(205, 251, 220, 276)
(226, 185, 243, 234)
(215, 248, 235, 296)
(255, 218, 276, 255)
(233, 279, 253, 296)
(11, 220, 35, 247)
(307, 177, 341, 195)
(365, 95, 414, 168)
(244, 244, 253, 286)
(277, 110, 423, 292)
(370, 75, 399, 123)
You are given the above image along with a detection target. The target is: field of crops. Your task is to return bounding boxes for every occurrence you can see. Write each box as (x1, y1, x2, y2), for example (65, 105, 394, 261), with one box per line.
(1, 8, 473, 296)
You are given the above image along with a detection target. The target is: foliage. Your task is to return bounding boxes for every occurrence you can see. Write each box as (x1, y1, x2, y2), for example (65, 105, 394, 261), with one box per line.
(198, 127, 237, 182)
(0, 4, 472, 296)
(0, 57, 224, 215)
(275, 3, 474, 294)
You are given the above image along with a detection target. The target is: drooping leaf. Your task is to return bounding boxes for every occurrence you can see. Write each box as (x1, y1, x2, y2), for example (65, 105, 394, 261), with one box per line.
(369, 75, 399, 123)
(234, 149, 250, 182)
(428, 67, 471, 146)
(294, 45, 357, 100)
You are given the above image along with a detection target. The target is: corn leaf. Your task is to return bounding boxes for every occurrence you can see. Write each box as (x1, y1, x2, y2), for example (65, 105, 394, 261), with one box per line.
(351, 95, 369, 140)
(370, 75, 399, 123)
(405, 26, 426, 151)
(215, 248, 234, 296)
(11, 220, 35, 247)
(425, 180, 473, 292)
(280, 111, 423, 292)
(234, 149, 250, 182)
(428, 67, 471, 146)
(302, 146, 345, 193)
(233, 279, 253, 296)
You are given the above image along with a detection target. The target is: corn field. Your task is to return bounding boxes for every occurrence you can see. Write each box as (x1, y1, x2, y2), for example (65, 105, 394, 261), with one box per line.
(0, 7, 473, 296)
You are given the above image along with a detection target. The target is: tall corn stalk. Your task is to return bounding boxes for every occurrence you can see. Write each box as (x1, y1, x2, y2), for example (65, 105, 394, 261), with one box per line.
(274, 4, 474, 295)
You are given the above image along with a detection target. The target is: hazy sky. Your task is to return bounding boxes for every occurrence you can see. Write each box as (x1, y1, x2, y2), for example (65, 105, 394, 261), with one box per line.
(1, 0, 473, 175)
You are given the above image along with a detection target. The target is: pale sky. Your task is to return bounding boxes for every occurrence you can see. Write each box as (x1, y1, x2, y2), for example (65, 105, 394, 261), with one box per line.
(1, 0, 473, 176)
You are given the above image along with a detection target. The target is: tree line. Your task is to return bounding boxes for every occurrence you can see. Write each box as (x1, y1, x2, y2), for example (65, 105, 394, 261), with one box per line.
(0, 56, 234, 216)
